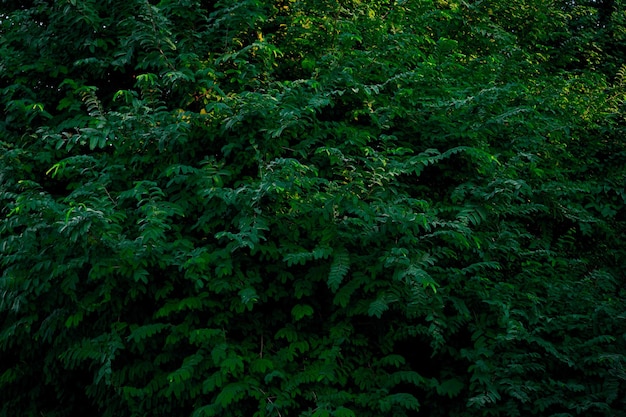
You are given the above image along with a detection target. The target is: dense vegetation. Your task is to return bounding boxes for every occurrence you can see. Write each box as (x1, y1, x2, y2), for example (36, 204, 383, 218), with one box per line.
(1, 0, 625, 416)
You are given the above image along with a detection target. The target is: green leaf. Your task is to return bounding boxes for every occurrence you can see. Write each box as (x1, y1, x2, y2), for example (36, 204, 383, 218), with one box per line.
(64, 311, 84, 328)
(239, 287, 259, 308)
(291, 304, 314, 321)
(127, 323, 169, 343)
(368, 298, 389, 319)
(379, 393, 420, 412)
(333, 407, 356, 417)
(215, 382, 247, 407)
(436, 378, 465, 398)
(312, 409, 330, 417)
(328, 247, 350, 292)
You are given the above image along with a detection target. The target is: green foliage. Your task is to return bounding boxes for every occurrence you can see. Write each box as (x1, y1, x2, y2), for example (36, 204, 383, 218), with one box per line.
(1, 0, 626, 416)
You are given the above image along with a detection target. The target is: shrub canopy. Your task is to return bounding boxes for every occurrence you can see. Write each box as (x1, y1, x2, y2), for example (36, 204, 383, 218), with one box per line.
(1, 1, 626, 416)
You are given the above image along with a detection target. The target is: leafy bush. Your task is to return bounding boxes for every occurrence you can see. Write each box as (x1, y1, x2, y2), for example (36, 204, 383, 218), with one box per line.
(1, 1, 625, 416)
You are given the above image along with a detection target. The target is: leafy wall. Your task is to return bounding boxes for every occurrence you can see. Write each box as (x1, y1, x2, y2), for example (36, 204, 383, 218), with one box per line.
(1, 1, 626, 416)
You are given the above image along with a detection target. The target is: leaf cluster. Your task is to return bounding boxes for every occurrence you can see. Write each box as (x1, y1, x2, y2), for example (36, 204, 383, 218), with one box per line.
(1, 1, 626, 416)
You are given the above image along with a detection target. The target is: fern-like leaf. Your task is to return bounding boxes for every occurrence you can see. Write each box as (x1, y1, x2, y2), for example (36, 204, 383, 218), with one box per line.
(328, 247, 350, 292)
